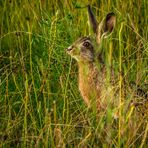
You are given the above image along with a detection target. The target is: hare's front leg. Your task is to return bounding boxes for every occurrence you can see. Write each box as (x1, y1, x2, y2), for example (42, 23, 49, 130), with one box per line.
(79, 90, 90, 107)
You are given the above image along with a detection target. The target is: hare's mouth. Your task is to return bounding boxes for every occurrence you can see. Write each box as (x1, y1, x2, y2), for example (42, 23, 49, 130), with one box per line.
(66, 46, 73, 52)
(66, 46, 75, 55)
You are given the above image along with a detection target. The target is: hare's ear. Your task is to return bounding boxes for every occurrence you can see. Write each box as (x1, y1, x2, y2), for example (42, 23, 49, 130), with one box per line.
(87, 5, 98, 33)
(96, 13, 116, 44)
(104, 13, 116, 34)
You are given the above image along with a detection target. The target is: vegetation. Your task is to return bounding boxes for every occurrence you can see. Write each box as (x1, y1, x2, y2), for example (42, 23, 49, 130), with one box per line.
(0, 0, 147, 147)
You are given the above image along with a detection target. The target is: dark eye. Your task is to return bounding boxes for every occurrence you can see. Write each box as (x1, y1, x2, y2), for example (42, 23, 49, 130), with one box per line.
(83, 41, 90, 47)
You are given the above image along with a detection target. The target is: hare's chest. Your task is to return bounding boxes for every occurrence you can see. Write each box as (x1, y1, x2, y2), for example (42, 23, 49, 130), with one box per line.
(78, 67, 99, 98)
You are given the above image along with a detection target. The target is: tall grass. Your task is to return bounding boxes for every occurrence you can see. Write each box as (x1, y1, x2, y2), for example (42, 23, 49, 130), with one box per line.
(0, 0, 148, 147)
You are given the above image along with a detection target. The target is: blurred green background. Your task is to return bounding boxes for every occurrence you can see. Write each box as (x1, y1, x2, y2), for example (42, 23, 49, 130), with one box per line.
(0, 0, 148, 147)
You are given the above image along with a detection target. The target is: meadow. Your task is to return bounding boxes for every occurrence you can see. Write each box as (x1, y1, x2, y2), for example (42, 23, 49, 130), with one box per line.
(0, 0, 148, 147)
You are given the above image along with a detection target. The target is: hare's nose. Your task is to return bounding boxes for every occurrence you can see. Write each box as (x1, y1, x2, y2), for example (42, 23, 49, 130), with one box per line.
(66, 46, 73, 52)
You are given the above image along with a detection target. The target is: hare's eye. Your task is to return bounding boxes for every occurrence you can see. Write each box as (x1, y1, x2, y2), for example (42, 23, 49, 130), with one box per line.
(83, 41, 90, 47)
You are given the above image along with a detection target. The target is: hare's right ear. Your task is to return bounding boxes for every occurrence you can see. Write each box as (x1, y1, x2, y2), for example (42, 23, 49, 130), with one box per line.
(96, 13, 116, 44)
(87, 5, 116, 44)
(87, 5, 98, 33)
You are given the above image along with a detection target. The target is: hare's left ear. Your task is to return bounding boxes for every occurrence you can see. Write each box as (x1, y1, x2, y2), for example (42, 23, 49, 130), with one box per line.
(87, 5, 116, 44)
(96, 13, 116, 44)
(87, 5, 98, 33)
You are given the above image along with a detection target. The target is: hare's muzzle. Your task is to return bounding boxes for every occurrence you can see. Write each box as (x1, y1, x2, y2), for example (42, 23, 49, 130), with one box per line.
(66, 46, 73, 54)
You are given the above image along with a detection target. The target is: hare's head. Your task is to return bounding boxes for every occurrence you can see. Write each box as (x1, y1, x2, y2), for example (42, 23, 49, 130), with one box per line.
(67, 36, 95, 62)
(66, 5, 116, 63)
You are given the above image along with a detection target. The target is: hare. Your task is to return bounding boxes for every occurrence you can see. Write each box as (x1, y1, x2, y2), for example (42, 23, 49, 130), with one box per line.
(66, 5, 116, 110)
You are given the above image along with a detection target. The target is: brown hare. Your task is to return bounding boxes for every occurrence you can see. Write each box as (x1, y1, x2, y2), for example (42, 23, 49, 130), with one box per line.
(66, 5, 116, 111)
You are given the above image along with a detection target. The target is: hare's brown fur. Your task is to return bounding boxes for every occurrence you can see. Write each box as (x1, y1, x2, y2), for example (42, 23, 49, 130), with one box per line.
(78, 62, 100, 107)
(66, 5, 116, 110)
